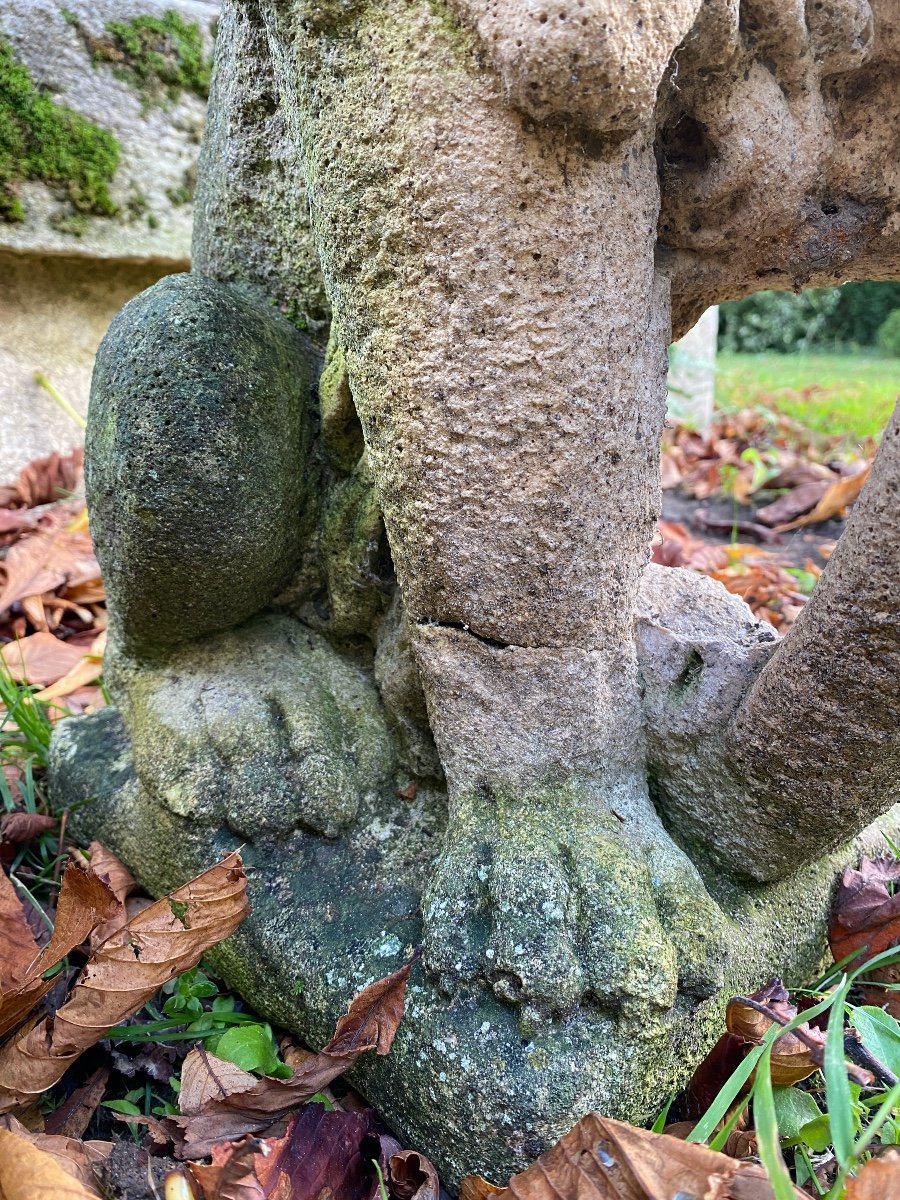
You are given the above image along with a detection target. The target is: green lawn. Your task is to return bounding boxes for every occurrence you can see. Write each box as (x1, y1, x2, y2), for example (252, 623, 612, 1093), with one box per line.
(715, 351, 900, 440)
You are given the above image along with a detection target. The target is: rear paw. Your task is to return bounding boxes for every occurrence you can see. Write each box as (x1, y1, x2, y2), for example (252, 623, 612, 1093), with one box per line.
(117, 616, 394, 840)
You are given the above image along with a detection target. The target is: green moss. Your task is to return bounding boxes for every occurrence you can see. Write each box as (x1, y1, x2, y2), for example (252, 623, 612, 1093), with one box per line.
(93, 11, 212, 109)
(0, 35, 119, 223)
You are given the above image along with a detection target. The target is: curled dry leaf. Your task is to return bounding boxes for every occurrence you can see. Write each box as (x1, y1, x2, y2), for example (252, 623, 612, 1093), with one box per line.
(726, 978, 825, 1086)
(0, 449, 83, 511)
(389, 1150, 441, 1200)
(43, 1067, 109, 1140)
(0, 863, 120, 1039)
(0, 812, 57, 845)
(460, 1113, 804, 1200)
(81, 842, 138, 950)
(0, 1124, 105, 1199)
(1, 632, 88, 686)
(0, 525, 100, 618)
(459, 1178, 505, 1200)
(0, 1115, 111, 1195)
(776, 463, 871, 531)
(0, 870, 41, 991)
(844, 1149, 900, 1198)
(178, 959, 413, 1158)
(830, 855, 900, 1014)
(186, 1105, 383, 1200)
(0, 853, 249, 1112)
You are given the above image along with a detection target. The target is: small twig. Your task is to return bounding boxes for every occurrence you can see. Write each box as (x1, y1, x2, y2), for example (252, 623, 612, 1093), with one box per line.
(844, 1029, 900, 1088)
(731, 995, 872, 1087)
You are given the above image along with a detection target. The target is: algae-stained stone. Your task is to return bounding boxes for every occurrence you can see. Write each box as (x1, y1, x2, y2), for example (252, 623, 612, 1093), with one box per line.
(51, 703, 900, 1188)
(86, 272, 320, 651)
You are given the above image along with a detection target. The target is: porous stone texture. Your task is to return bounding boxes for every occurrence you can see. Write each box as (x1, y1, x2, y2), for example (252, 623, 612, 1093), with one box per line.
(86, 273, 320, 652)
(50, 0, 900, 1185)
(54, 706, 900, 1187)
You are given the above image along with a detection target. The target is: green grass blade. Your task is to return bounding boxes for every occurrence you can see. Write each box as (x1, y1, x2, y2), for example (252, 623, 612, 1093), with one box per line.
(824, 975, 854, 1168)
(708, 1094, 750, 1152)
(688, 987, 841, 1146)
(851, 1080, 900, 1159)
(754, 1044, 801, 1200)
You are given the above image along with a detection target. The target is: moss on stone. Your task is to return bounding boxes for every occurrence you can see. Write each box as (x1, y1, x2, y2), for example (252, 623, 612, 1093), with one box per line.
(0, 35, 119, 222)
(92, 11, 212, 109)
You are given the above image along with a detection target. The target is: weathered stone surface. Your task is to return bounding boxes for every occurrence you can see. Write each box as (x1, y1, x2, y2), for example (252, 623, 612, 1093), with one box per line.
(52, 705, 900, 1187)
(86, 273, 320, 651)
(49, 0, 900, 1184)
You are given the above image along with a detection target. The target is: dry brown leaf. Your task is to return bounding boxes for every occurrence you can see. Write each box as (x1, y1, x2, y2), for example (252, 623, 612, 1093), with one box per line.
(830, 856, 900, 1014)
(0, 871, 40, 991)
(1, 633, 89, 686)
(0, 450, 83, 511)
(0, 853, 248, 1111)
(0, 1115, 111, 1195)
(178, 959, 412, 1157)
(0, 863, 120, 1039)
(0, 812, 56, 844)
(845, 1150, 900, 1198)
(187, 1105, 383, 1200)
(776, 464, 871, 531)
(754, 481, 830, 527)
(726, 979, 824, 1087)
(43, 1068, 109, 1140)
(32, 656, 103, 703)
(179, 1049, 259, 1116)
(0, 1124, 102, 1199)
(81, 842, 138, 950)
(460, 1177, 506, 1200)
(465, 1113, 803, 1200)
(390, 1150, 441, 1200)
(0, 526, 99, 617)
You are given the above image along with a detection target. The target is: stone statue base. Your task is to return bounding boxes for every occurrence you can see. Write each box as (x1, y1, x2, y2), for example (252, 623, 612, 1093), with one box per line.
(51, 704, 900, 1186)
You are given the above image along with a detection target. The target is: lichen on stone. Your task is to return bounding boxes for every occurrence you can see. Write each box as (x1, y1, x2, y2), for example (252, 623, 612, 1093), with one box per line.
(90, 10, 212, 110)
(0, 35, 119, 222)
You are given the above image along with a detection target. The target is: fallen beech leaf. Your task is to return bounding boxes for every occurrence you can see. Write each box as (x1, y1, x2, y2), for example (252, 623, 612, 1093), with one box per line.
(82, 842, 138, 950)
(390, 1149, 440, 1200)
(179, 1049, 258, 1116)
(32, 656, 103, 703)
(178, 959, 412, 1157)
(830, 855, 900, 1013)
(459, 1178, 506, 1200)
(460, 1114, 802, 1200)
(0, 871, 41, 991)
(0, 863, 120, 1039)
(0, 1124, 102, 1198)
(0, 527, 99, 617)
(845, 1149, 900, 1198)
(754, 481, 830, 527)
(0, 853, 248, 1111)
(187, 1105, 383, 1200)
(1, 633, 88, 686)
(776, 464, 871, 531)
(726, 979, 824, 1086)
(0, 812, 56, 844)
(43, 1069, 109, 1141)
(0, 450, 83, 511)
